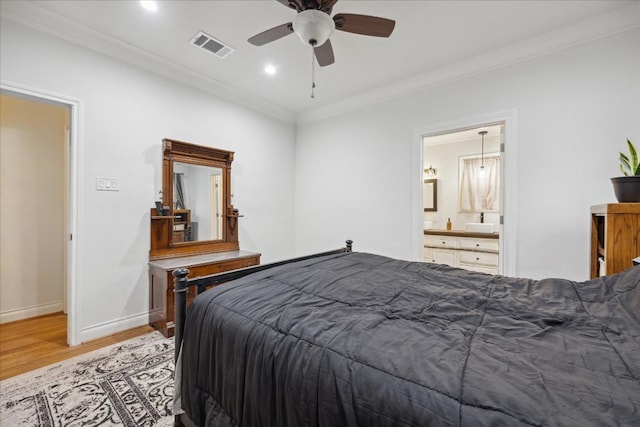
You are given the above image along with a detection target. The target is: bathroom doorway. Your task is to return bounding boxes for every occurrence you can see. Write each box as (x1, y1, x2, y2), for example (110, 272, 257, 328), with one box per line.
(413, 111, 517, 276)
(423, 124, 503, 234)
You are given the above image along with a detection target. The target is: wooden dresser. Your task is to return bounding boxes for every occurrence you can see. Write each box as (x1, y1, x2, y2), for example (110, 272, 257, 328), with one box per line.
(590, 203, 640, 278)
(149, 250, 260, 337)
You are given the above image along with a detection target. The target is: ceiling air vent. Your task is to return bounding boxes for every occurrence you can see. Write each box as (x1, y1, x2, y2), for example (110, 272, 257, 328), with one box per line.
(190, 31, 235, 59)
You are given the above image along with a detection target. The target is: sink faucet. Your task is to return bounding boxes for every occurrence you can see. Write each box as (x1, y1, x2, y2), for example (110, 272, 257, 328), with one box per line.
(480, 212, 484, 223)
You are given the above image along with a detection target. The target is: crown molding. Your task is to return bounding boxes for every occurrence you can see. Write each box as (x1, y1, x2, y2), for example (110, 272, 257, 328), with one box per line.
(296, 2, 640, 124)
(0, 1, 296, 124)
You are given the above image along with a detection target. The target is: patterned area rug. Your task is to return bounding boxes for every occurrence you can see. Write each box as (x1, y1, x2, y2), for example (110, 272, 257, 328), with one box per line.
(0, 331, 174, 426)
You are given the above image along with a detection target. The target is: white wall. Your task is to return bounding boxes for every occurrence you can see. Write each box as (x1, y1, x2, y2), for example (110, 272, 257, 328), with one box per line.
(0, 18, 297, 341)
(0, 94, 68, 322)
(295, 28, 640, 281)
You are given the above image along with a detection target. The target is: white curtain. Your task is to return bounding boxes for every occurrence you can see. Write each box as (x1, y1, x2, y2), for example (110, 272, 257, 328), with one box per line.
(459, 155, 500, 212)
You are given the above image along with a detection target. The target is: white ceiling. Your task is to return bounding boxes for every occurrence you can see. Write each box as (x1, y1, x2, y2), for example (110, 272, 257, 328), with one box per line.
(1, 0, 636, 122)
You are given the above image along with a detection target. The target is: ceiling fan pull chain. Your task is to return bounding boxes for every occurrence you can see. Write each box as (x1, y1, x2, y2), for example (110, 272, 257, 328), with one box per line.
(311, 48, 316, 99)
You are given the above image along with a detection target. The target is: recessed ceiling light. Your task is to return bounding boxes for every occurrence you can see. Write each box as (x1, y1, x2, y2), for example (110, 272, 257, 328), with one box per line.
(264, 64, 277, 75)
(140, 1, 158, 12)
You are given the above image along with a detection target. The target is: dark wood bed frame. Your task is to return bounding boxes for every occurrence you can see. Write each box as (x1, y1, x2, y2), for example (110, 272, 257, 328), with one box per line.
(172, 240, 353, 426)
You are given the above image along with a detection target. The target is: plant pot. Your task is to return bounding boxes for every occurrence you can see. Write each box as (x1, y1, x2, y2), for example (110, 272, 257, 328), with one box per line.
(611, 176, 640, 202)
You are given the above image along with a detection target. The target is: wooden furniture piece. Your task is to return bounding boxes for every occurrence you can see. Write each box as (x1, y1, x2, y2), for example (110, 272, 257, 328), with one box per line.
(423, 230, 500, 274)
(149, 250, 260, 337)
(150, 139, 241, 260)
(590, 203, 640, 278)
(149, 139, 259, 337)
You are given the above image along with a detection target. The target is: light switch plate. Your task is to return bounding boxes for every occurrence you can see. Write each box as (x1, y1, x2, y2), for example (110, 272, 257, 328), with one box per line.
(96, 176, 119, 191)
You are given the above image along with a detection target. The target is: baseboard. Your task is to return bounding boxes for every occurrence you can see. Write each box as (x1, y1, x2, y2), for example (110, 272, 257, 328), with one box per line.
(0, 301, 64, 324)
(80, 312, 150, 343)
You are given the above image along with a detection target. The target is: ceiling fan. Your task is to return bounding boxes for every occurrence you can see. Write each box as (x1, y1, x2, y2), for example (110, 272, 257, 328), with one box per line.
(247, 0, 396, 67)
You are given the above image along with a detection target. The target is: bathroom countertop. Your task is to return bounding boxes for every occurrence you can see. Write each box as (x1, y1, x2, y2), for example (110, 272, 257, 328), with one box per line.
(424, 229, 499, 239)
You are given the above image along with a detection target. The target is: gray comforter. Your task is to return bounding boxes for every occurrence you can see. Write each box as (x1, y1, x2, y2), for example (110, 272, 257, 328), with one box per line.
(180, 252, 640, 426)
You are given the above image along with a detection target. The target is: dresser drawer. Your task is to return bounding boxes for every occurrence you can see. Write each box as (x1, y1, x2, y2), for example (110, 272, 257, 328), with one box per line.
(149, 251, 260, 337)
(458, 237, 499, 253)
(457, 250, 499, 267)
(189, 258, 257, 279)
(424, 235, 457, 249)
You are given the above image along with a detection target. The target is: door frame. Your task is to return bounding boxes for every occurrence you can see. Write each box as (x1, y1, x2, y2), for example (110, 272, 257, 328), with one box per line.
(412, 110, 518, 277)
(1, 80, 82, 346)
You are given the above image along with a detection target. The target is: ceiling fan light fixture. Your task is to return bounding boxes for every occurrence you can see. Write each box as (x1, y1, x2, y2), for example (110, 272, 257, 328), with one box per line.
(292, 9, 335, 46)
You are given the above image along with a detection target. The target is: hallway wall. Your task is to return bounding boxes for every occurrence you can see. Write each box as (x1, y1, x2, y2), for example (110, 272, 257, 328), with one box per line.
(0, 94, 68, 323)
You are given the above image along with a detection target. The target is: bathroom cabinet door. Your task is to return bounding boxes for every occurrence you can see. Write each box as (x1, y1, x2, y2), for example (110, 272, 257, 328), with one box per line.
(423, 247, 434, 262)
(432, 248, 456, 267)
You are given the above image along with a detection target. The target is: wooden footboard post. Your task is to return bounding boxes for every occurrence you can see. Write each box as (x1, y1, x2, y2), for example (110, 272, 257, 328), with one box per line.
(173, 268, 190, 362)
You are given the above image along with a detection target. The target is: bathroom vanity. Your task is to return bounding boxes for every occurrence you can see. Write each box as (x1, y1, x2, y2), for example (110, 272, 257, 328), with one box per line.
(423, 229, 499, 274)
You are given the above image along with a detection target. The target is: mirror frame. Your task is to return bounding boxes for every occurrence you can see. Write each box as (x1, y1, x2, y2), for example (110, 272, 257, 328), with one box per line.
(423, 179, 438, 212)
(150, 138, 240, 259)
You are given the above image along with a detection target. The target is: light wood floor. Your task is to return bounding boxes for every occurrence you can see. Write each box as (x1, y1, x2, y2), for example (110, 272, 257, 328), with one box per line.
(0, 312, 154, 381)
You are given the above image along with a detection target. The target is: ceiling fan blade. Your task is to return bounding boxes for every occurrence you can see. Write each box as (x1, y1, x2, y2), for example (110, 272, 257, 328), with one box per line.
(318, 0, 339, 13)
(314, 39, 335, 67)
(248, 23, 294, 46)
(276, 0, 304, 11)
(333, 13, 395, 37)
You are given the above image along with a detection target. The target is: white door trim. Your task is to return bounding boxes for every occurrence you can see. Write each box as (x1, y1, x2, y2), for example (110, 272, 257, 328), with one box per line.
(1, 80, 82, 345)
(412, 110, 518, 277)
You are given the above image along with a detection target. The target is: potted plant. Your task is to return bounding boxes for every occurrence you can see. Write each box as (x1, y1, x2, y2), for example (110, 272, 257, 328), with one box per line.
(611, 139, 640, 202)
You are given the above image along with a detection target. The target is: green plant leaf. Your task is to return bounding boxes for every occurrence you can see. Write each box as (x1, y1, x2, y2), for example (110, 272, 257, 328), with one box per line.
(617, 139, 639, 176)
(620, 153, 632, 176)
(628, 139, 639, 175)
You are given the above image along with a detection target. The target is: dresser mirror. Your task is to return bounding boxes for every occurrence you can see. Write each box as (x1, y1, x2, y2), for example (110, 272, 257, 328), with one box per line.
(173, 162, 223, 242)
(150, 138, 240, 259)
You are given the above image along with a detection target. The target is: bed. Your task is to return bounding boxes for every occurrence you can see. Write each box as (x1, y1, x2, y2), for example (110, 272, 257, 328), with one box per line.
(173, 243, 640, 426)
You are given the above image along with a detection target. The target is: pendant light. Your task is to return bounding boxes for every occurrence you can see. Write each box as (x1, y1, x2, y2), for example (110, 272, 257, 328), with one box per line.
(478, 130, 488, 175)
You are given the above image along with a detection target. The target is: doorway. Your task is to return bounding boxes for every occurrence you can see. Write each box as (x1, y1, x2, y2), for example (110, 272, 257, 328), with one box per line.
(412, 111, 517, 276)
(423, 124, 503, 273)
(0, 83, 80, 345)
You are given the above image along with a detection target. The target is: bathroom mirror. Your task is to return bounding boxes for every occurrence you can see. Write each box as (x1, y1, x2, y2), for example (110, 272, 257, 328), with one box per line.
(423, 179, 437, 212)
(150, 138, 240, 259)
